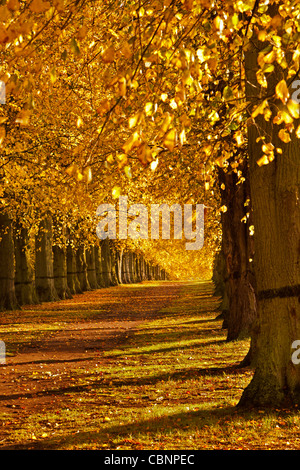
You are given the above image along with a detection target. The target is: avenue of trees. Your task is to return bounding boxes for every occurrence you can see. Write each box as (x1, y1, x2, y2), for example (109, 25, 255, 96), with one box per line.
(0, 0, 300, 408)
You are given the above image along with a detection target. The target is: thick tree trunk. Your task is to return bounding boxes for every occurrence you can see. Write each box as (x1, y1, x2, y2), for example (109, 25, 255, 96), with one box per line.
(94, 244, 107, 288)
(239, 15, 300, 407)
(66, 244, 82, 294)
(0, 212, 18, 310)
(136, 255, 142, 282)
(35, 215, 59, 302)
(122, 252, 130, 284)
(53, 244, 72, 299)
(109, 241, 119, 286)
(76, 245, 91, 292)
(86, 246, 98, 289)
(219, 162, 257, 341)
(116, 248, 123, 284)
(14, 224, 38, 305)
(100, 239, 112, 286)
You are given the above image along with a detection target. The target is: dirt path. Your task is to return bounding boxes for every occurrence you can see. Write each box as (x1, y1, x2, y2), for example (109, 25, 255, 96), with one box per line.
(0, 281, 184, 427)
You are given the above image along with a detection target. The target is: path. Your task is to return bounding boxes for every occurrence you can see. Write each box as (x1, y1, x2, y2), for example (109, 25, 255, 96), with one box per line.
(0, 281, 184, 430)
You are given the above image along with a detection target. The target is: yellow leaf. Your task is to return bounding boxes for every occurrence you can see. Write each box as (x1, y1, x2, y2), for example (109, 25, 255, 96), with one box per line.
(251, 100, 268, 119)
(137, 142, 153, 165)
(163, 128, 177, 151)
(101, 45, 115, 63)
(234, 130, 244, 147)
(83, 166, 92, 183)
(264, 49, 275, 64)
(278, 128, 291, 143)
(0, 126, 5, 146)
(128, 112, 141, 129)
(124, 165, 132, 178)
(150, 158, 158, 171)
(77, 171, 83, 181)
(262, 142, 274, 154)
(112, 186, 121, 199)
(160, 112, 173, 134)
(50, 66, 56, 84)
(203, 145, 212, 157)
(296, 124, 300, 138)
(276, 79, 289, 104)
(118, 77, 126, 96)
(145, 102, 153, 116)
(257, 154, 270, 166)
(121, 41, 132, 59)
(122, 131, 141, 153)
(29, 0, 50, 13)
(76, 116, 83, 128)
(179, 128, 186, 146)
(258, 29, 267, 41)
(77, 25, 88, 40)
(15, 110, 30, 126)
(66, 163, 77, 176)
(7, 0, 19, 10)
(287, 99, 300, 119)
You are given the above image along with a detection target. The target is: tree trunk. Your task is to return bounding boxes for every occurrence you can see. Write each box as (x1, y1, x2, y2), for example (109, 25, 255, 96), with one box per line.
(86, 246, 98, 289)
(122, 252, 129, 283)
(66, 244, 82, 294)
(94, 244, 107, 288)
(53, 244, 72, 299)
(14, 224, 38, 305)
(109, 241, 119, 286)
(239, 14, 300, 407)
(100, 239, 112, 286)
(76, 245, 91, 292)
(35, 215, 59, 302)
(116, 248, 123, 284)
(0, 212, 18, 310)
(218, 161, 257, 341)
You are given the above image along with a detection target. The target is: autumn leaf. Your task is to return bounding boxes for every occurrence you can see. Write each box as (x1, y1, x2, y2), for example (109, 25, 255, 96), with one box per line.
(278, 128, 291, 143)
(0, 126, 5, 146)
(287, 99, 300, 119)
(163, 128, 177, 151)
(29, 0, 51, 13)
(275, 79, 289, 104)
(101, 45, 115, 63)
(15, 110, 30, 126)
(112, 186, 121, 198)
(122, 132, 141, 153)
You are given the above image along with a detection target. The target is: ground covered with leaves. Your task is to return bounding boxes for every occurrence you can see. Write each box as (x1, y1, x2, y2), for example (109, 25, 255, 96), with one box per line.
(0, 280, 300, 450)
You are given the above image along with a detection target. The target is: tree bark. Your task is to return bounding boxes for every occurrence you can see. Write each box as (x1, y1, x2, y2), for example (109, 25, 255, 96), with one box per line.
(76, 245, 91, 292)
(122, 251, 130, 284)
(53, 244, 72, 299)
(0, 212, 18, 310)
(86, 245, 98, 289)
(115, 247, 123, 284)
(239, 13, 300, 407)
(66, 244, 82, 294)
(94, 244, 107, 288)
(35, 215, 59, 302)
(100, 239, 112, 287)
(14, 224, 38, 305)
(109, 241, 119, 286)
(218, 161, 257, 341)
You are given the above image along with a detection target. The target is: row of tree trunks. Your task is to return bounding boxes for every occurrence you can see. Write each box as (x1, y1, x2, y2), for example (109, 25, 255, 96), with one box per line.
(0, 213, 168, 310)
